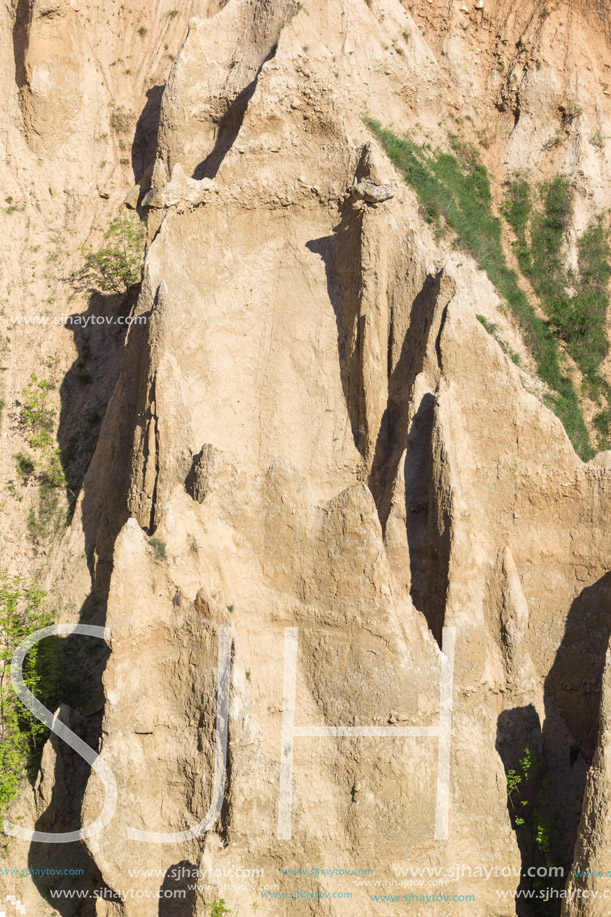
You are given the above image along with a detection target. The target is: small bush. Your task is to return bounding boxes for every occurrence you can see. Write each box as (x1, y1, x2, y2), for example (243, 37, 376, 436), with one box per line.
(149, 537, 166, 561)
(15, 453, 35, 484)
(137, 25, 148, 36)
(79, 213, 145, 295)
(110, 106, 132, 134)
(0, 573, 57, 822)
(208, 901, 231, 917)
(28, 451, 69, 541)
(20, 376, 55, 449)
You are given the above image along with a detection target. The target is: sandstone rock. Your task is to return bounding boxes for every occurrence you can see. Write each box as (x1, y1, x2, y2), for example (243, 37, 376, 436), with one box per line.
(123, 185, 140, 209)
(142, 163, 216, 212)
(352, 177, 394, 203)
(5, 0, 611, 914)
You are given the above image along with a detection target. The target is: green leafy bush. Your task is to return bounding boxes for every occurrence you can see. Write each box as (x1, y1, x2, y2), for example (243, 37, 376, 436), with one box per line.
(505, 747, 561, 912)
(209, 901, 231, 916)
(0, 574, 57, 821)
(79, 213, 146, 295)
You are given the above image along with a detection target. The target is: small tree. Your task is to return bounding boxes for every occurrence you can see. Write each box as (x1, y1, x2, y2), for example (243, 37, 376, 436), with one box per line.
(208, 901, 231, 916)
(79, 213, 146, 295)
(0, 573, 56, 818)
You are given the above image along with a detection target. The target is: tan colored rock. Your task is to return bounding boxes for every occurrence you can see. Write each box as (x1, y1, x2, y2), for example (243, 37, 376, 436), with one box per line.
(6, 0, 611, 915)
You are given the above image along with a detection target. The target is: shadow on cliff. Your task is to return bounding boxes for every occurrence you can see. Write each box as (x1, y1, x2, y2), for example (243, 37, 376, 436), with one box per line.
(496, 571, 611, 915)
(192, 45, 277, 181)
(12, 0, 30, 88)
(21, 82, 168, 909)
(307, 224, 452, 645)
(306, 206, 365, 455)
(24, 281, 152, 908)
(368, 271, 445, 528)
(25, 633, 111, 915)
(57, 289, 133, 509)
(23, 277, 156, 908)
(158, 861, 197, 916)
(130, 84, 165, 208)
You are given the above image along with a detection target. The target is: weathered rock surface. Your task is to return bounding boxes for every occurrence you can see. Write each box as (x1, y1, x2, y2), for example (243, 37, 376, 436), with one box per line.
(4, 0, 611, 915)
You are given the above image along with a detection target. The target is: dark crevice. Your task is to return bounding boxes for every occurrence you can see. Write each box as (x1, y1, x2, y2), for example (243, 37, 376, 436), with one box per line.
(496, 705, 549, 917)
(158, 861, 197, 917)
(12, 0, 30, 89)
(306, 204, 366, 456)
(192, 44, 277, 181)
(26, 602, 111, 915)
(496, 572, 611, 915)
(368, 270, 445, 529)
(403, 392, 451, 647)
(58, 288, 135, 507)
(131, 84, 165, 205)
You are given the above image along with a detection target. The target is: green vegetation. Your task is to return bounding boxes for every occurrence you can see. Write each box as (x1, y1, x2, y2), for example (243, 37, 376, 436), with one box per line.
(17, 376, 72, 539)
(208, 901, 231, 917)
(476, 315, 521, 365)
(109, 106, 131, 134)
(149, 537, 166, 561)
(15, 453, 35, 484)
(166, 8, 178, 17)
(505, 747, 561, 911)
(20, 375, 55, 450)
(505, 175, 611, 447)
(0, 573, 56, 823)
(79, 212, 145, 295)
(137, 25, 148, 36)
(365, 118, 594, 458)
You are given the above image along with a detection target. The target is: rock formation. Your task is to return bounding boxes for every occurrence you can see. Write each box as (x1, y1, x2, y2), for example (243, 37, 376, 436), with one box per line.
(3, 1, 611, 915)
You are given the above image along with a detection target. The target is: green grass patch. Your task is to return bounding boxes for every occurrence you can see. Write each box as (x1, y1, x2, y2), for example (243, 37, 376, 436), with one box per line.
(365, 118, 593, 459)
(505, 175, 611, 448)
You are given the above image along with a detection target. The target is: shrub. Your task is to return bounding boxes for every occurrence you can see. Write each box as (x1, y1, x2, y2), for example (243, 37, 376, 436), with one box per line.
(20, 375, 55, 449)
(15, 453, 35, 484)
(79, 213, 146, 295)
(208, 901, 231, 916)
(0, 573, 57, 822)
(149, 537, 166, 561)
(110, 106, 132, 134)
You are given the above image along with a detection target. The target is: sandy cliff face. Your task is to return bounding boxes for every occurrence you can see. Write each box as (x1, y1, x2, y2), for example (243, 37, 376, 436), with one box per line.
(3, 1, 611, 915)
